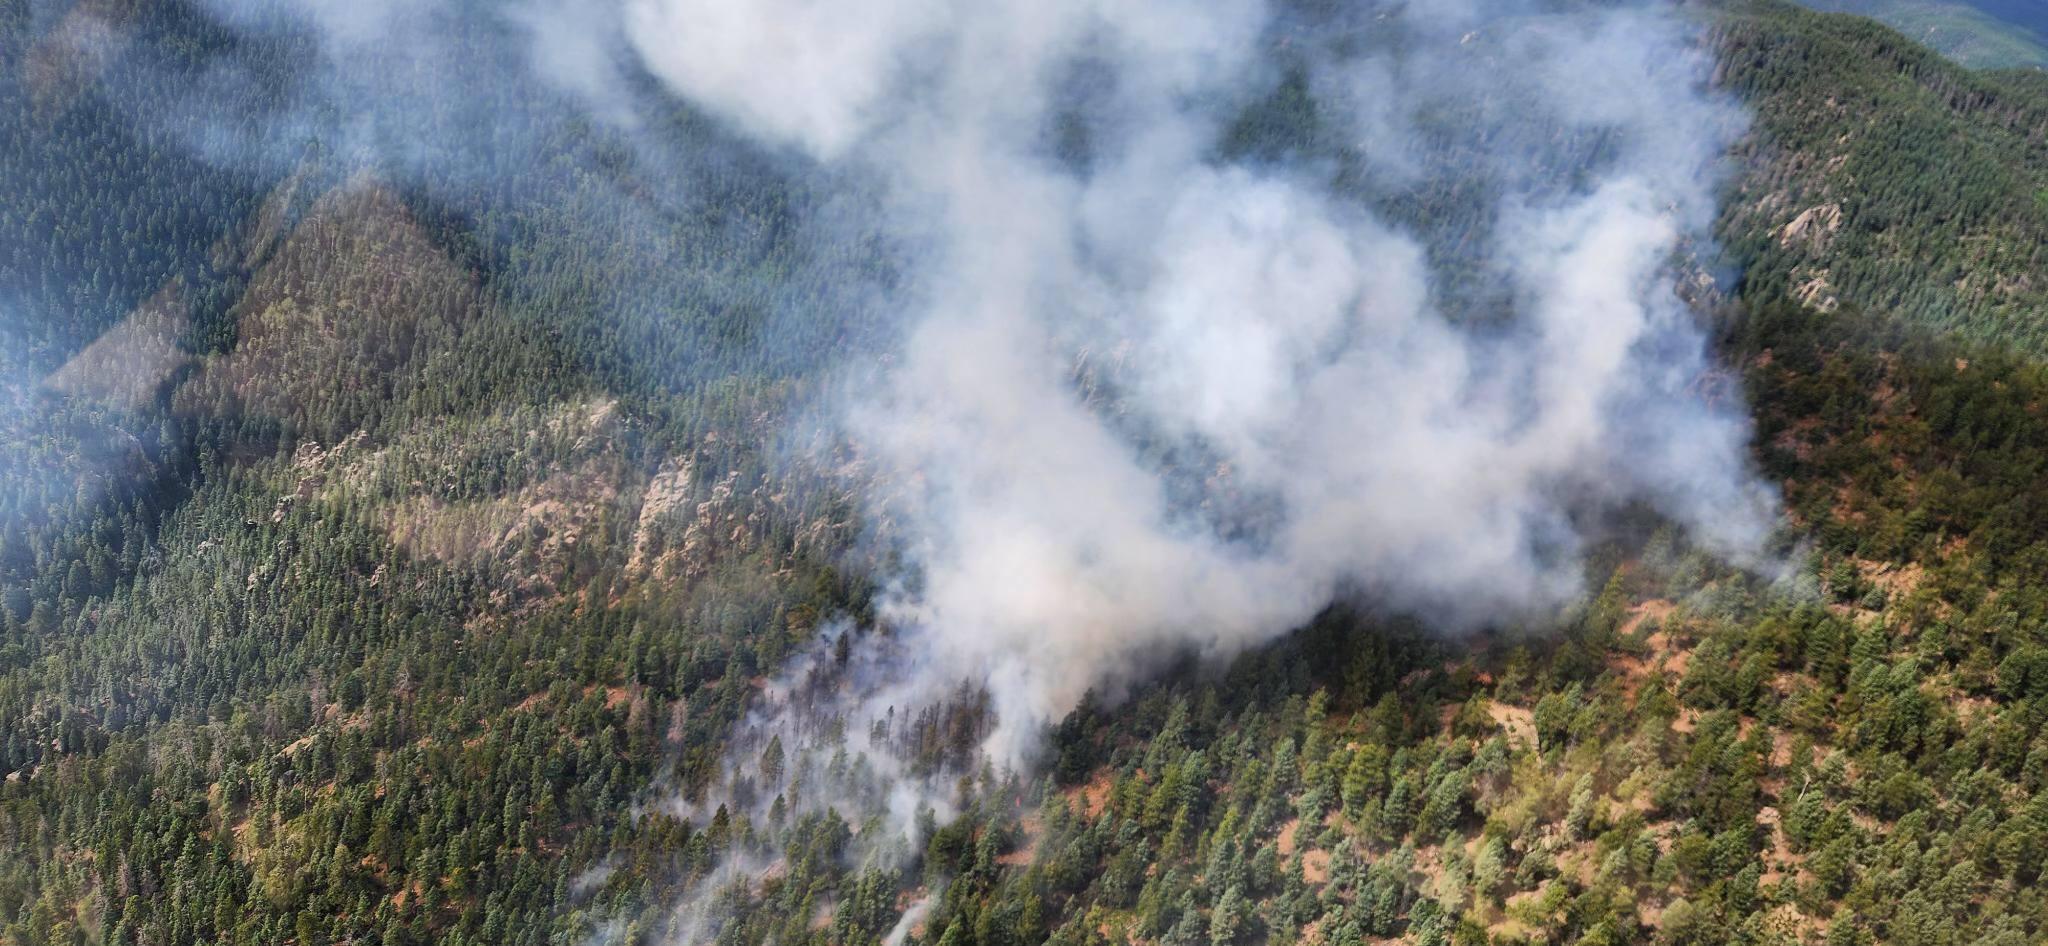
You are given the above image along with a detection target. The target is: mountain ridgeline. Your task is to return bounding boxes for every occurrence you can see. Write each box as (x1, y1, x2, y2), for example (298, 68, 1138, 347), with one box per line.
(1793, 0, 2048, 69)
(4, 2, 2048, 946)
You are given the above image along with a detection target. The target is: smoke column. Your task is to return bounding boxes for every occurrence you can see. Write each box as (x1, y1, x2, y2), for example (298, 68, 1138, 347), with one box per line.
(29, 0, 1775, 746)
(627, 0, 1775, 756)
(20, 0, 1783, 936)
(615, 0, 1782, 938)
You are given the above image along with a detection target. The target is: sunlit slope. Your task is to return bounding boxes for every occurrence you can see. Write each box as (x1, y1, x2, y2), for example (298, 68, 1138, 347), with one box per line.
(1720, 0, 2048, 350)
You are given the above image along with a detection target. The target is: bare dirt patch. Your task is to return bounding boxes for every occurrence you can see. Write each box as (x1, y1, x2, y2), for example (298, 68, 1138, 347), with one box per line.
(998, 816, 1042, 867)
(1618, 599, 1676, 639)
(1064, 770, 1116, 820)
(1277, 818, 1301, 856)
(1610, 600, 1685, 704)
(1299, 848, 1331, 884)
(1488, 702, 1537, 749)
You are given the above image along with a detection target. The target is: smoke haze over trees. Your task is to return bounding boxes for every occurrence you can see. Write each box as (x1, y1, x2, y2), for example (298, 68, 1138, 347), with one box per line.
(6, 0, 2048, 945)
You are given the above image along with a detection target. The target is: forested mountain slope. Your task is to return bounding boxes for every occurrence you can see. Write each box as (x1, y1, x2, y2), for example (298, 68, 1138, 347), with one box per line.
(1, 4, 872, 940)
(1722, 0, 2048, 350)
(4, 2, 2048, 946)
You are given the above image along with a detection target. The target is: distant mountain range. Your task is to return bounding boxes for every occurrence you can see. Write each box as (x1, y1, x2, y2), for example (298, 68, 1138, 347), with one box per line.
(1800, 0, 2048, 67)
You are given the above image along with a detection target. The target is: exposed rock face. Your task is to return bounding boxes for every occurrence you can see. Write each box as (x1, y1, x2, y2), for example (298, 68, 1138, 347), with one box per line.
(1779, 203, 1842, 250)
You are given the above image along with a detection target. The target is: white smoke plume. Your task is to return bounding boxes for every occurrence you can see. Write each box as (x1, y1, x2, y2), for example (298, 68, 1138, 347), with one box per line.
(608, 0, 1784, 940)
(23, 0, 1784, 936)
(624, 0, 1777, 764)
